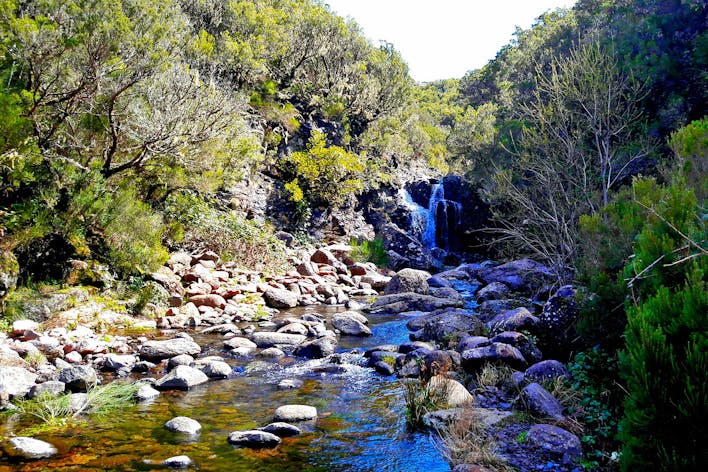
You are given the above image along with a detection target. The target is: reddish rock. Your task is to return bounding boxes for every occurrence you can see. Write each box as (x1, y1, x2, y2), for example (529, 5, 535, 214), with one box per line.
(188, 294, 227, 309)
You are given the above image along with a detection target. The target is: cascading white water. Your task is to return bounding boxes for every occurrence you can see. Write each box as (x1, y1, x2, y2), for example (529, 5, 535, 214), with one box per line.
(423, 183, 445, 249)
(399, 188, 430, 239)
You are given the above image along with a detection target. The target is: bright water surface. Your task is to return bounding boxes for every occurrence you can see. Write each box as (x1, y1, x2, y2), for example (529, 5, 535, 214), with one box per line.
(1, 307, 452, 472)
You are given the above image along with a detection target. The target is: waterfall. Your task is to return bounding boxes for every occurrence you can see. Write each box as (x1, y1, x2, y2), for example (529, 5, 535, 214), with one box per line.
(401, 182, 463, 251)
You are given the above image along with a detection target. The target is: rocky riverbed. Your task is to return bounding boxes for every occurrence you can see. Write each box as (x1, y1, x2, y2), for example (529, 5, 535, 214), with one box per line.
(1, 246, 587, 471)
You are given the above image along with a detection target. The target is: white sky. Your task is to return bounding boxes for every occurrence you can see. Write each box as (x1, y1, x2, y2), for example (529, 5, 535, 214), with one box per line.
(325, 0, 577, 82)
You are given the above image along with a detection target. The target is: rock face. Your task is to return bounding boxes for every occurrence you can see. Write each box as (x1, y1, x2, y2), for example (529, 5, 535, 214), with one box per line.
(0, 366, 38, 398)
(227, 430, 281, 448)
(384, 268, 431, 295)
(3, 437, 57, 459)
(154, 365, 208, 390)
(263, 287, 298, 308)
(164, 416, 202, 434)
(273, 404, 318, 422)
(331, 312, 371, 336)
(139, 338, 201, 361)
(518, 383, 564, 420)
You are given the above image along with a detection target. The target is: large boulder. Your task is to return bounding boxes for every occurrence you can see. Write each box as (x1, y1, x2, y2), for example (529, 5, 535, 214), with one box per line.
(227, 430, 281, 448)
(263, 287, 298, 308)
(476, 259, 555, 294)
(139, 338, 201, 361)
(517, 383, 564, 420)
(537, 285, 579, 358)
(0, 366, 37, 398)
(56, 365, 98, 392)
(526, 424, 582, 464)
(273, 404, 318, 422)
(251, 332, 306, 349)
(408, 309, 484, 344)
(293, 337, 337, 359)
(476, 282, 510, 302)
(154, 365, 208, 390)
(486, 307, 539, 335)
(524, 360, 569, 384)
(490, 331, 542, 364)
(384, 268, 431, 295)
(368, 292, 463, 314)
(331, 312, 371, 336)
(461, 343, 528, 371)
(427, 375, 474, 407)
(3, 437, 57, 459)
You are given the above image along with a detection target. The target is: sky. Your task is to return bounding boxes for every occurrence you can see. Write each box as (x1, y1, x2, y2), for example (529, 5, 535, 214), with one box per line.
(325, 0, 577, 82)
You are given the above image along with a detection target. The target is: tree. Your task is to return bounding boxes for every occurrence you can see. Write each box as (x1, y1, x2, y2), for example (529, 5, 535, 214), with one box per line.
(488, 42, 654, 280)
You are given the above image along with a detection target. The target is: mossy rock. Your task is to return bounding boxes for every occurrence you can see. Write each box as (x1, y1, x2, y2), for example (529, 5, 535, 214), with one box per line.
(1, 251, 20, 303)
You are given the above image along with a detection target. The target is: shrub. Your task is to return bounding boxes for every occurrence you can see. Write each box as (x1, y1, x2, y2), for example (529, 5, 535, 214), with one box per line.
(164, 190, 288, 273)
(284, 130, 364, 208)
(349, 237, 389, 267)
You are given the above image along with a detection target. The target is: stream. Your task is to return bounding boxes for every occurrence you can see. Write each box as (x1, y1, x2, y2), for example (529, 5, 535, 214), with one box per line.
(1, 307, 452, 472)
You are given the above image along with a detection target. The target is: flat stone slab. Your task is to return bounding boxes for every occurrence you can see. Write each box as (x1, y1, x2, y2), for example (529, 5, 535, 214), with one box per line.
(139, 338, 201, 361)
(3, 437, 57, 459)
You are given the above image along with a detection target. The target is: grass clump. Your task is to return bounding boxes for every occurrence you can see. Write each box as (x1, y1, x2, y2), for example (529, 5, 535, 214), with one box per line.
(438, 405, 514, 471)
(473, 362, 516, 391)
(14, 381, 140, 434)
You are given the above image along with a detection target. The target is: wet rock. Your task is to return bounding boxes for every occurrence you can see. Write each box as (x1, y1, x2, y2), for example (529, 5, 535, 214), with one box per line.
(162, 455, 193, 468)
(277, 379, 303, 390)
(133, 361, 156, 373)
(263, 287, 298, 308)
(526, 424, 582, 463)
(28, 380, 65, 399)
(3, 437, 57, 459)
(259, 347, 285, 359)
(136, 384, 160, 401)
(274, 404, 317, 422)
(476, 282, 510, 302)
(139, 338, 201, 361)
(57, 365, 98, 392)
(228, 430, 281, 448)
(384, 268, 431, 295)
(373, 361, 395, 375)
(427, 276, 451, 288)
(224, 337, 257, 351)
(412, 310, 484, 344)
(517, 383, 564, 420)
(525, 360, 569, 384)
(251, 332, 306, 349)
(369, 293, 464, 313)
(277, 322, 309, 336)
(0, 366, 37, 398)
(200, 323, 241, 335)
(258, 422, 301, 437)
(103, 354, 137, 372)
(165, 416, 202, 434)
(154, 365, 208, 390)
(331, 312, 371, 336)
(486, 307, 539, 335)
(398, 341, 435, 354)
(168, 354, 194, 369)
(461, 343, 527, 371)
(200, 361, 232, 378)
(293, 337, 337, 359)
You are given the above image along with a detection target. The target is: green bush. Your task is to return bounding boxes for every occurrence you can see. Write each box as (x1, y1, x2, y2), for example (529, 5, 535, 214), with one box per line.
(164, 191, 288, 273)
(349, 237, 389, 267)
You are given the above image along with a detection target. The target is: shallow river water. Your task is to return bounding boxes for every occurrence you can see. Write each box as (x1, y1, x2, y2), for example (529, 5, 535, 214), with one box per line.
(1, 307, 452, 472)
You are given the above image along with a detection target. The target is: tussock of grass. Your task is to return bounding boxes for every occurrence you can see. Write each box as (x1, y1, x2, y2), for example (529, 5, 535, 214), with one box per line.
(14, 381, 140, 434)
(474, 362, 516, 390)
(437, 405, 514, 471)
